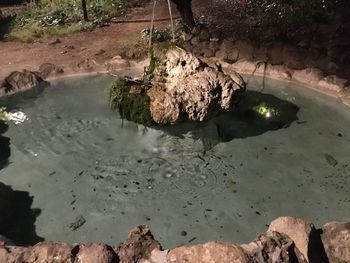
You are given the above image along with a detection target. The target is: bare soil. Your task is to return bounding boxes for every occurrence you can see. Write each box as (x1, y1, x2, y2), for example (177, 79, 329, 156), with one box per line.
(0, 1, 173, 80)
(1, 0, 350, 80)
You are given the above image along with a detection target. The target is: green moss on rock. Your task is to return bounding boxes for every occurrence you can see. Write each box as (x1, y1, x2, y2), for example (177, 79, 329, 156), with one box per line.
(108, 77, 155, 126)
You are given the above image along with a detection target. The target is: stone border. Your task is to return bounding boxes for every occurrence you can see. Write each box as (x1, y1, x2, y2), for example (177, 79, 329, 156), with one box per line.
(1, 217, 349, 262)
(181, 28, 350, 107)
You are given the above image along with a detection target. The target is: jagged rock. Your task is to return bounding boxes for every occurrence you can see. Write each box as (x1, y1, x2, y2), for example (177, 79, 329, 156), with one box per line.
(268, 217, 315, 262)
(1, 217, 350, 263)
(39, 63, 64, 79)
(48, 38, 61, 45)
(242, 231, 307, 263)
(0, 69, 46, 95)
(167, 241, 250, 263)
(77, 243, 118, 263)
(116, 225, 161, 263)
(2, 242, 75, 263)
(148, 46, 245, 124)
(321, 222, 350, 263)
(268, 216, 328, 263)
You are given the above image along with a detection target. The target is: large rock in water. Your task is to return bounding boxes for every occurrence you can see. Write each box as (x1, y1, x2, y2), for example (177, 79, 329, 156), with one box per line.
(147, 46, 245, 124)
(0, 70, 44, 95)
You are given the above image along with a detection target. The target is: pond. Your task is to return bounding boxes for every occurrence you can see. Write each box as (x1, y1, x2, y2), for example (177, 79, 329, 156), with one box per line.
(0, 73, 349, 248)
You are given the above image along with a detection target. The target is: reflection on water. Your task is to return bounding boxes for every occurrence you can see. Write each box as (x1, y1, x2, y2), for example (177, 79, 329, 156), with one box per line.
(159, 90, 299, 153)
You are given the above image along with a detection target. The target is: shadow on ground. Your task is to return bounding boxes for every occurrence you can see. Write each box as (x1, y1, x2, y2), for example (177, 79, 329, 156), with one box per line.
(0, 182, 43, 245)
(159, 90, 299, 152)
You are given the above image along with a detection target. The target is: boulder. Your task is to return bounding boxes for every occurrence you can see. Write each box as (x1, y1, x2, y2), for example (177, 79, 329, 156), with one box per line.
(2, 242, 75, 263)
(241, 231, 307, 263)
(148, 46, 245, 124)
(1, 70, 45, 95)
(167, 241, 250, 263)
(321, 222, 350, 263)
(268, 216, 328, 262)
(268, 217, 314, 261)
(116, 225, 161, 263)
(77, 243, 118, 263)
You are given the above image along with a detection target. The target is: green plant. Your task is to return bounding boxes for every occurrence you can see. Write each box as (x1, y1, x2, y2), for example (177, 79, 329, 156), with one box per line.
(141, 28, 172, 43)
(7, 0, 137, 40)
(108, 77, 154, 126)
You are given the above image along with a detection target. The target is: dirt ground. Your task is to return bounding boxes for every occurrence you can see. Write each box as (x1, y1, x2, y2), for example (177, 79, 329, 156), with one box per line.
(1, 0, 349, 80)
(0, 1, 174, 80)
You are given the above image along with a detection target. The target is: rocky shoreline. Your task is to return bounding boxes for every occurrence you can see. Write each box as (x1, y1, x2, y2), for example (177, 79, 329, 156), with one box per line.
(1, 32, 349, 107)
(0, 216, 349, 263)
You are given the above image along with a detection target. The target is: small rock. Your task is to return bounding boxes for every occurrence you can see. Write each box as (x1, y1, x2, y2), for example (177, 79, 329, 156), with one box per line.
(77, 244, 118, 263)
(95, 49, 106, 56)
(39, 63, 64, 79)
(167, 242, 250, 263)
(48, 38, 61, 45)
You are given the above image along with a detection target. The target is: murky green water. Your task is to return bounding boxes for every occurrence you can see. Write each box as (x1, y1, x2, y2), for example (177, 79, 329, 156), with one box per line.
(0, 74, 349, 248)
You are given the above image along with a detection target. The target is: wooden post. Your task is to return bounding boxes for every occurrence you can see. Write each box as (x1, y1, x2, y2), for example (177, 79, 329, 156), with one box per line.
(81, 0, 88, 22)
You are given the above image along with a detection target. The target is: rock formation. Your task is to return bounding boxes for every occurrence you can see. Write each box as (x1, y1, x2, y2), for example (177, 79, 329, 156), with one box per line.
(0, 217, 349, 263)
(108, 45, 245, 125)
(0, 70, 45, 96)
(0, 63, 63, 97)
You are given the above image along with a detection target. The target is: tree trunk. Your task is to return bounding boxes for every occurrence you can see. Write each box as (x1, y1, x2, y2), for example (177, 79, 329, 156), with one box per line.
(171, 0, 195, 29)
(81, 0, 88, 22)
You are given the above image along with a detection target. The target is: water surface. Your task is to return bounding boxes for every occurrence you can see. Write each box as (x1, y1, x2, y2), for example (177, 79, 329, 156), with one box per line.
(0, 75, 349, 248)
